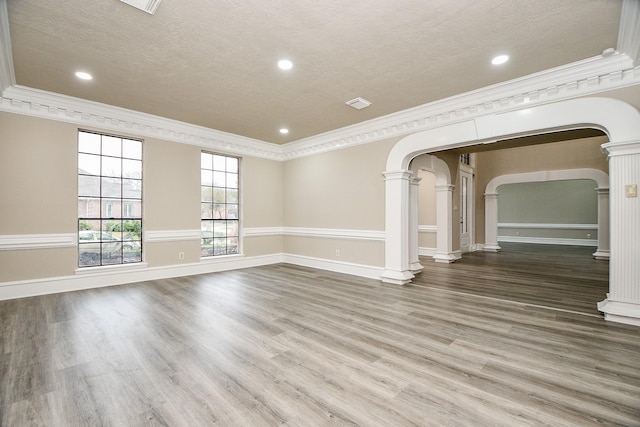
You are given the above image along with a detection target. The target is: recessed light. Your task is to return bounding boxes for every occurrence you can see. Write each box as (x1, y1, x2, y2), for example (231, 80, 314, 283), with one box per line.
(278, 59, 293, 70)
(75, 71, 93, 80)
(491, 55, 509, 65)
(279, 128, 289, 134)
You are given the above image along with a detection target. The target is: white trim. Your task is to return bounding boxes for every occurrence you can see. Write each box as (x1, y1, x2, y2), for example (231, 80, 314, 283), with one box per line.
(419, 247, 436, 257)
(75, 262, 149, 275)
(485, 169, 609, 194)
(0, 233, 77, 250)
(282, 254, 383, 280)
(618, 0, 640, 66)
(243, 227, 284, 237)
(0, 49, 638, 163)
(0, 252, 386, 300)
(418, 225, 437, 233)
(0, 253, 283, 301)
(0, 0, 15, 93)
(497, 236, 597, 246)
(498, 223, 598, 230)
(145, 229, 200, 242)
(598, 296, 640, 327)
(283, 227, 385, 241)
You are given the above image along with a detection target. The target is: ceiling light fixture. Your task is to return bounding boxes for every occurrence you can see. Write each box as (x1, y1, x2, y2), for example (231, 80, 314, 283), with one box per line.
(278, 59, 293, 70)
(75, 71, 93, 80)
(279, 128, 289, 134)
(491, 54, 509, 65)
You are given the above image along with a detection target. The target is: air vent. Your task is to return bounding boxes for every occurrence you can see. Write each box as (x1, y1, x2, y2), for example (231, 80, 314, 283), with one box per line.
(345, 97, 372, 110)
(120, 0, 162, 14)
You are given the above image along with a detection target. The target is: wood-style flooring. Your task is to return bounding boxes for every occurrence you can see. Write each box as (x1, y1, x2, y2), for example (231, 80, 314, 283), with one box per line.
(1, 244, 639, 426)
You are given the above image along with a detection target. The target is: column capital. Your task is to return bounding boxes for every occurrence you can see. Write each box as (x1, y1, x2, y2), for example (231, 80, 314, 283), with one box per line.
(382, 170, 413, 181)
(602, 140, 640, 157)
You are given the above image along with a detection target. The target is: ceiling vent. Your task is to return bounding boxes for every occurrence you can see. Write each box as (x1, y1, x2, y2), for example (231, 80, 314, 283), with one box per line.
(120, 0, 162, 14)
(345, 97, 372, 110)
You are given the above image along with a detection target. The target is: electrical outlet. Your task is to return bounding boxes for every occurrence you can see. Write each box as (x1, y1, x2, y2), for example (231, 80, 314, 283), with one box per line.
(178, 252, 185, 260)
(335, 249, 340, 257)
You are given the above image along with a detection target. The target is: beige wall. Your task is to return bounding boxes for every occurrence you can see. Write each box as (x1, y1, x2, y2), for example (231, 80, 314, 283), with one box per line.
(417, 170, 437, 249)
(0, 112, 284, 282)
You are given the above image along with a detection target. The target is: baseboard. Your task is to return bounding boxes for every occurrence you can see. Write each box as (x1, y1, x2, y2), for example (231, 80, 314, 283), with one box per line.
(418, 247, 436, 256)
(497, 236, 597, 246)
(0, 253, 284, 301)
(598, 297, 640, 326)
(282, 254, 384, 280)
(0, 252, 386, 300)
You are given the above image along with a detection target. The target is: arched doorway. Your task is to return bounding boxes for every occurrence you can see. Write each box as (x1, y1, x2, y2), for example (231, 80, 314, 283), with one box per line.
(381, 97, 640, 325)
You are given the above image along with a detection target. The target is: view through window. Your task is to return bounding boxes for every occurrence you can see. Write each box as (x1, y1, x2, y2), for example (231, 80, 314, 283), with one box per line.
(78, 130, 143, 267)
(201, 152, 239, 256)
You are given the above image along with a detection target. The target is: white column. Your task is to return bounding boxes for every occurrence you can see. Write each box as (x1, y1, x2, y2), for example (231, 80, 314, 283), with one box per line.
(593, 187, 610, 260)
(597, 141, 640, 326)
(382, 170, 414, 285)
(433, 184, 456, 263)
(484, 192, 501, 252)
(409, 174, 423, 273)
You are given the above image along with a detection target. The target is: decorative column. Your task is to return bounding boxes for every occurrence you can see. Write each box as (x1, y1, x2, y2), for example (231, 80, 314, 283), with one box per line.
(593, 187, 610, 260)
(597, 141, 640, 326)
(483, 192, 501, 252)
(382, 170, 414, 285)
(409, 174, 423, 273)
(433, 184, 456, 263)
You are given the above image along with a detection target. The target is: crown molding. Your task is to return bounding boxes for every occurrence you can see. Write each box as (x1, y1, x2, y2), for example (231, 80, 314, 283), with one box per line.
(282, 54, 640, 160)
(0, 0, 15, 93)
(0, 85, 284, 160)
(618, 0, 640, 66)
(1, 3, 639, 163)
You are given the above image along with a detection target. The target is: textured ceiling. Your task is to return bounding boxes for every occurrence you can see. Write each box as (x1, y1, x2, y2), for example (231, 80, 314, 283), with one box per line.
(7, 0, 622, 144)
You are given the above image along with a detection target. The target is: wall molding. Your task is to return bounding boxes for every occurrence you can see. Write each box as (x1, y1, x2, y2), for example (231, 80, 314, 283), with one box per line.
(418, 225, 437, 233)
(283, 227, 385, 241)
(0, 233, 77, 250)
(497, 223, 598, 230)
(145, 229, 200, 242)
(497, 236, 597, 246)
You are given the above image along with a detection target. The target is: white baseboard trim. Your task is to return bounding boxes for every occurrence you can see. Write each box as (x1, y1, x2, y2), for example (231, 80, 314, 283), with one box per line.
(598, 297, 640, 326)
(0, 252, 386, 300)
(0, 253, 283, 301)
(282, 254, 383, 280)
(419, 247, 436, 256)
(497, 236, 597, 246)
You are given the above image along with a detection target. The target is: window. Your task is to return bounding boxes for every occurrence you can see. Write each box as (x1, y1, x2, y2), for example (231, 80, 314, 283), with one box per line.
(460, 153, 471, 165)
(201, 152, 239, 257)
(78, 130, 143, 267)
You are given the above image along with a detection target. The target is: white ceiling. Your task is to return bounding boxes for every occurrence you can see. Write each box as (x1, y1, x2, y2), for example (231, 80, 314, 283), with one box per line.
(5, 0, 624, 144)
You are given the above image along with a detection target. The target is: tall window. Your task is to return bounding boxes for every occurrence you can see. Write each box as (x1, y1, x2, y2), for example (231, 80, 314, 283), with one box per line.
(78, 131, 143, 267)
(201, 152, 239, 257)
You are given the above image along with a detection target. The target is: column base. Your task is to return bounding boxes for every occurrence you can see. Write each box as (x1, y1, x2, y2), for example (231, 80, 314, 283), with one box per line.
(598, 297, 640, 327)
(592, 249, 610, 260)
(381, 269, 414, 285)
(483, 244, 501, 252)
(432, 252, 457, 263)
(409, 262, 424, 274)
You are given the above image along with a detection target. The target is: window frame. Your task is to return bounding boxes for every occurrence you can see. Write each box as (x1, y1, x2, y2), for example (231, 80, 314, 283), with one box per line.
(77, 130, 143, 268)
(200, 151, 240, 258)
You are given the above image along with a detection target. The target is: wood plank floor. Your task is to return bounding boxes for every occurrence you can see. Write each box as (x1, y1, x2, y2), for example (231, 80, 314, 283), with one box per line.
(1, 245, 639, 426)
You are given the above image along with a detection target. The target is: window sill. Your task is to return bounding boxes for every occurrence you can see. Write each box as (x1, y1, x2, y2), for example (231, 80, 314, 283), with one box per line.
(75, 262, 149, 275)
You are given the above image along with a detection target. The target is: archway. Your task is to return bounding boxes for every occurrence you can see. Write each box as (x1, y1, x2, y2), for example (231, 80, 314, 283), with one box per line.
(382, 97, 640, 326)
(484, 169, 609, 259)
